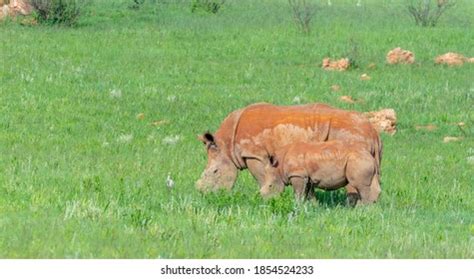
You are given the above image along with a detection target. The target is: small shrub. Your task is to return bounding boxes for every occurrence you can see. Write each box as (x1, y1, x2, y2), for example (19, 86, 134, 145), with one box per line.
(129, 0, 145, 10)
(407, 0, 456, 27)
(346, 38, 360, 69)
(30, 0, 88, 26)
(266, 188, 296, 216)
(191, 0, 225, 14)
(288, 0, 317, 34)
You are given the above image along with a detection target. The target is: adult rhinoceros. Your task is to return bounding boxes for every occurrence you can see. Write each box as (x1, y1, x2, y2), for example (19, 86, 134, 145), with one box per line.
(196, 102, 382, 203)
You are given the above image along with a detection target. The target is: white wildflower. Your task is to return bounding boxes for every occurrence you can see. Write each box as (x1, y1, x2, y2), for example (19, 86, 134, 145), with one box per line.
(64, 200, 102, 220)
(162, 135, 181, 145)
(118, 134, 133, 143)
(167, 95, 176, 102)
(292, 96, 301, 104)
(21, 73, 34, 82)
(244, 64, 254, 80)
(147, 133, 156, 143)
(110, 89, 122, 98)
(467, 156, 474, 165)
(166, 173, 175, 189)
(435, 155, 443, 162)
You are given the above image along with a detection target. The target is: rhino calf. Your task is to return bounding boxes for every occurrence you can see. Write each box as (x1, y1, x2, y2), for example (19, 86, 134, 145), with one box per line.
(260, 141, 381, 206)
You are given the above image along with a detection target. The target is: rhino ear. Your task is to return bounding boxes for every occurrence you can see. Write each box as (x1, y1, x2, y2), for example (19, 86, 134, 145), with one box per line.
(269, 155, 279, 168)
(198, 132, 214, 143)
(204, 132, 215, 143)
(198, 132, 218, 149)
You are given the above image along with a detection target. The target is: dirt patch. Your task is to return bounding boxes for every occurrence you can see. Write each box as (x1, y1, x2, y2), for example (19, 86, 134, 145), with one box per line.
(386, 47, 415, 64)
(1, 0, 32, 19)
(415, 124, 437, 131)
(0, 4, 8, 19)
(435, 52, 472, 66)
(322, 58, 350, 71)
(364, 109, 397, 135)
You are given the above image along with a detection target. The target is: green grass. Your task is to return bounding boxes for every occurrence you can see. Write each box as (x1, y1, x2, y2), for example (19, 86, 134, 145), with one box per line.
(0, 0, 473, 258)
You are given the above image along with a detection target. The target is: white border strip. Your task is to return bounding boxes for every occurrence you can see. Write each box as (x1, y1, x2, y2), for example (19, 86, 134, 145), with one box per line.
(0, 259, 472, 279)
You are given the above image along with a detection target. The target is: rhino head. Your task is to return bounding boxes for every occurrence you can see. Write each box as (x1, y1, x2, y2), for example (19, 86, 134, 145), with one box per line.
(259, 154, 285, 199)
(196, 132, 238, 192)
(237, 142, 286, 199)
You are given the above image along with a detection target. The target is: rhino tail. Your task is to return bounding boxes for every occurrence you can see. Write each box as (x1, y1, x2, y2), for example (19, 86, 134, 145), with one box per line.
(373, 133, 383, 182)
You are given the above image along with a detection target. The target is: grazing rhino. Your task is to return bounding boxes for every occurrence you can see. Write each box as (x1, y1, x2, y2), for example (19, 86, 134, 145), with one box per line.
(196, 103, 382, 201)
(256, 141, 380, 205)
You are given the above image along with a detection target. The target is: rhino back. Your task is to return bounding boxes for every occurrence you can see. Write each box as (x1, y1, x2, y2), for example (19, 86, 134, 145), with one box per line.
(234, 103, 378, 152)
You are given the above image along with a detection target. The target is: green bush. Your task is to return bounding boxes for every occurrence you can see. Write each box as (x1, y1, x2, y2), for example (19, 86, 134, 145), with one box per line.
(30, 0, 88, 26)
(191, 0, 225, 14)
(129, 0, 146, 10)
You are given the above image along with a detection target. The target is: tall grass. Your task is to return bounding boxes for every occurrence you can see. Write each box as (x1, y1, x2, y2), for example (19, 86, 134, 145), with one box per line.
(0, 0, 473, 258)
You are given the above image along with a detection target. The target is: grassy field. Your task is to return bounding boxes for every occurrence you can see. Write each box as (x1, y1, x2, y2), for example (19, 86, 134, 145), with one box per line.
(1, 0, 473, 258)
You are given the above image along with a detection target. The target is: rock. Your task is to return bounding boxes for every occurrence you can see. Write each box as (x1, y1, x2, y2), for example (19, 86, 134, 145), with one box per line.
(360, 73, 371, 81)
(136, 113, 145, 120)
(364, 108, 397, 135)
(415, 124, 437, 131)
(386, 47, 415, 64)
(435, 52, 468, 66)
(322, 58, 350, 71)
(367, 63, 377, 69)
(339, 95, 356, 104)
(331, 84, 341, 92)
(443, 136, 463, 143)
(151, 120, 169, 126)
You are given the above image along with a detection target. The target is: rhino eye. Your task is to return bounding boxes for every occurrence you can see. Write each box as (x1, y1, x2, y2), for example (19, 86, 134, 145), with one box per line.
(213, 169, 218, 174)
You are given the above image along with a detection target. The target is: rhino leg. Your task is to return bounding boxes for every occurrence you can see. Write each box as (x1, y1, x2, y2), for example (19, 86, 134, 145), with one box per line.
(290, 177, 315, 202)
(356, 176, 381, 205)
(345, 185, 360, 207)
(305, 184, 316, 202)
(246, 158, 266, 188)
(346, 155, 379, 206)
